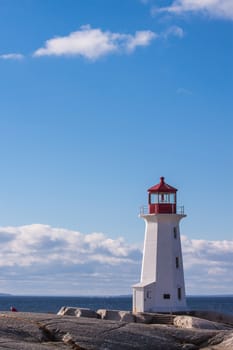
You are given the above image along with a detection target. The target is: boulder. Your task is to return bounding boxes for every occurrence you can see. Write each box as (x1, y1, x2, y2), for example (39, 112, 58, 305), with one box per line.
(220, 333, 233, 348)
(97, 309, 121, 321)
(201, 332, 233, 350)
(134, 312, 154, 324)
(119, 311, 135, 323)
(191, 311, 233, 326)
(57, 306, 99, 318)
(57, 306, 77, 316)
(97, 309, 135, 322)
(75, 308, 99, 319)
(174, 315, 230, 330)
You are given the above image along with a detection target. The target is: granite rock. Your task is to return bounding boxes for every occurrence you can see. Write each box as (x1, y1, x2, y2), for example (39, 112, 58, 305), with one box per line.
(190, 310, 233, 326)
(174, 315, 231, 330)
(97, 309, 135, 322)
(58, 307, 99, 319)
(0, 311, 232, 350)
(134, 312, 154, 324)
(57, 306, 77, 316)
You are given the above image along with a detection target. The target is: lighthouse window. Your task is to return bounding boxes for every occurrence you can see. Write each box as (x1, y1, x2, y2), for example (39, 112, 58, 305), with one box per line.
(158, 193, 169, 203)
(176, 257, 179, 268)
(178, 288, 182, 300)
(163, 294, 170, 299)
(170, 193, 175, 204)
(173, 227, 177, 239)
(150, 194, 157, 204)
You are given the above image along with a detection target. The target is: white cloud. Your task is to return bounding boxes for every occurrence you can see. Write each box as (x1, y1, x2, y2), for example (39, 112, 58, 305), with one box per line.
(0, 224, 139, 266)
(0, 53, 24, 60)
(33, 25, 157, 60)
(0, 224, 232, 295)
(0, 224, 141, 295)
(126, 30, 158, 51)
(152, 0, 233, 20)
(162, 26, 184, 38)
(181, 236, 233, 294)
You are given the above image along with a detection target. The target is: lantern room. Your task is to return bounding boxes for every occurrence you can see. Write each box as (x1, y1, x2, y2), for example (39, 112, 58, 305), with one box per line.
(148, 177, 177, 214)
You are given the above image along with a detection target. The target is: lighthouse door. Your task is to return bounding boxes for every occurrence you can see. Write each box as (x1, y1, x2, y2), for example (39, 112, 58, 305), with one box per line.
(144, 287, 153, 311)
(134, 289, 144, 313)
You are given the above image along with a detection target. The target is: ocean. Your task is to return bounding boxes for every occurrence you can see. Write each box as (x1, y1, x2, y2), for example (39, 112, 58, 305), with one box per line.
(0, 295, 233, 315)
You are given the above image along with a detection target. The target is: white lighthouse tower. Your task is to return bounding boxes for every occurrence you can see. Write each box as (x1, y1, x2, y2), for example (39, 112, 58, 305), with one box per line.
(133, 177, 187, 313)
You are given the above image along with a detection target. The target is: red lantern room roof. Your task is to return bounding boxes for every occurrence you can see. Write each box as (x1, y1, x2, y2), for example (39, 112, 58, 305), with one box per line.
(148, 177, 177, 193)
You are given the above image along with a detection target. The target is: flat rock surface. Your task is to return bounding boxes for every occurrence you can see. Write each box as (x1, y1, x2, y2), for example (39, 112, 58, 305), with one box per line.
(0, 312, 232, 349)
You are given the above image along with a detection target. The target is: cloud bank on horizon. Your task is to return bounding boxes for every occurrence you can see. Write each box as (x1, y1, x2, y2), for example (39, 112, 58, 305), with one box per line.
(0, 224, 232, 295)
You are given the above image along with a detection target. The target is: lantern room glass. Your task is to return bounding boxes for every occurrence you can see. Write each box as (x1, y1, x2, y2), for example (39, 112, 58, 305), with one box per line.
(150, 193, 176, 204)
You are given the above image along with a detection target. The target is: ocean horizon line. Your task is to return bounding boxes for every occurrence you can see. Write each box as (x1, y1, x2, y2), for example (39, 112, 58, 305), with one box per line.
(1, 294, 233, 298)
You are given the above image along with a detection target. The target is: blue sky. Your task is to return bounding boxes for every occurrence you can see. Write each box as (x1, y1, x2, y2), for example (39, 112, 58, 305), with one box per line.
(0, 0, 232, 296)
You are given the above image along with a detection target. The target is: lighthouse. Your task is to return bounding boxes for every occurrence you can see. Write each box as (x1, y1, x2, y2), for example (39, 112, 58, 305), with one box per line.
(133, 177, 187, 313)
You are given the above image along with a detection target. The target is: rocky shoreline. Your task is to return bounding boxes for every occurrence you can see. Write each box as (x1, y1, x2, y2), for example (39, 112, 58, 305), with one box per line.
(0, 309, 232, 349)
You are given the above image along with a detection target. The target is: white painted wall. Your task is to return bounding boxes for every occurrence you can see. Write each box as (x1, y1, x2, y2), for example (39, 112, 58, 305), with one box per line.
(133, 213, 187, 313)
(133, 282, 156, 313)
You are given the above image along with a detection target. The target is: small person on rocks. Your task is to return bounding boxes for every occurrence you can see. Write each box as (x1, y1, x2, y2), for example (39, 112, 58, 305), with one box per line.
(10, 306, 18, 312)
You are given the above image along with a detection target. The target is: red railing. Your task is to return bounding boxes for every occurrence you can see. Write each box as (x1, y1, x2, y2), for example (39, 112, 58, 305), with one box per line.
(139, 205, 185, 215)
